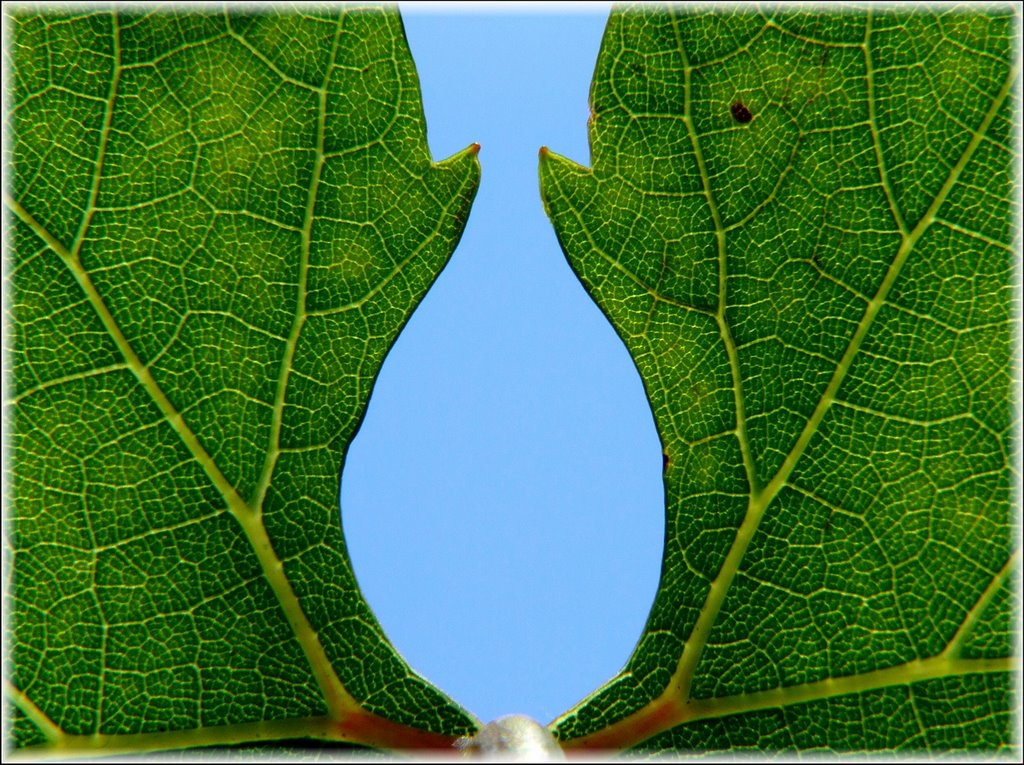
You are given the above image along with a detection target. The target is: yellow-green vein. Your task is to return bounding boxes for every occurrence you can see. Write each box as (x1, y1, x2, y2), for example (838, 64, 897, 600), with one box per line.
(4, 200, 355, 725)
(943, 549, 1020, 658)
(665, 6, 760, 704)
(4, 680, 62, 744)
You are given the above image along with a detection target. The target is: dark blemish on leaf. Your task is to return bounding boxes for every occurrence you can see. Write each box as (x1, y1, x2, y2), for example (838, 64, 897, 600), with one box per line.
(731, 101, 753, 124)
(663, 453, 670, 471)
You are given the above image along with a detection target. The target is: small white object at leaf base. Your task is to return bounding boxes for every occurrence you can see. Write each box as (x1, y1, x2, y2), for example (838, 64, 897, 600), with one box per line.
(455, 715, 565, 760)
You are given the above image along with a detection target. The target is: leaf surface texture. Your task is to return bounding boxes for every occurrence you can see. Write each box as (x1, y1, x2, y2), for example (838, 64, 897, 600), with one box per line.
(540, 5, 1018, 753)
(7, 7, 480, 752)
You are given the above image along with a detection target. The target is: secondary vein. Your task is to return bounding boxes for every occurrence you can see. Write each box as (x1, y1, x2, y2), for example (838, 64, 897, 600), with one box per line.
(4, 680, 63, 744)
(759, 61, 1018, 511)
(5, 14, 360, 728)
(666, 7, 760, 704)
(943, 548, 1020, 658)
(561, 654, 1016, 750)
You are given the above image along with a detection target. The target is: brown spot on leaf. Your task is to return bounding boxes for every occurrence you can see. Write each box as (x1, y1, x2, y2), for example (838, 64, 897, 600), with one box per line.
(731, 101, 753, 123)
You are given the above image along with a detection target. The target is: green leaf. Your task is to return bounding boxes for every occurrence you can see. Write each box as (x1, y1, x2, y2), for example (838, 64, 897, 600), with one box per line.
(6, 7, 479, 754)
(540, 5, 1018, 753)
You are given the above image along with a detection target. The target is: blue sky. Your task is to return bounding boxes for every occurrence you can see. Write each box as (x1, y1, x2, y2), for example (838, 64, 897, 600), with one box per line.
(339, 5, 668, 727)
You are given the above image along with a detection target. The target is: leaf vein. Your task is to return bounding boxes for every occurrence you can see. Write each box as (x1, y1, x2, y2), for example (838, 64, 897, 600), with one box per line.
(4, 680, 63, 744)
(759, 60, 1018, 513)
(942, 549, 1020, 658)
(864, 9, 909, 234)
(661, 7, 762, 705)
